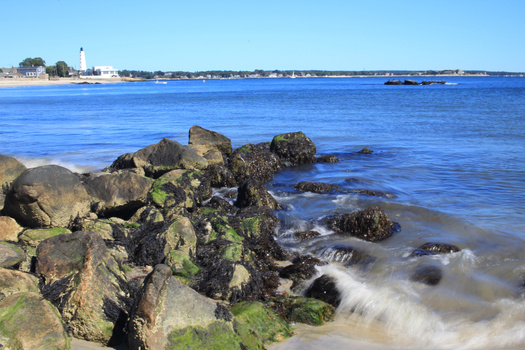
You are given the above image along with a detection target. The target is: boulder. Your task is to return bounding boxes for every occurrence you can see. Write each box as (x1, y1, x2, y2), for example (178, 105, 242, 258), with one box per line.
(294, 181, 340, 193)
(0, 267, 40, 301)
(236, 179, 282, 210)
(326, 207, 399, 242)
(204, 163, 237, 188)
(36, 231, 132, 345)
(384, 79, 403, 85)
(279, 255, 325, 288)
(0, 154, 26, 193)
(0, 292, 69, 350)
(188, 125, 232, 163)
(270, 131, 316, 166)
(411, 242, 461, 257)
(127, 264, 246, 350)
(0, 241, 25, 268)
(4, 165, 91, 228)
(229, 143, 283, 183)
(304, 275, 341, 307)
(404, 79, 419, 85)
(109, 138, 209, 178)
(314, 244, 376, 267)
(84, 172, 153, 219)
(358, 147, 373, 154)
(0, 216, 23, 241)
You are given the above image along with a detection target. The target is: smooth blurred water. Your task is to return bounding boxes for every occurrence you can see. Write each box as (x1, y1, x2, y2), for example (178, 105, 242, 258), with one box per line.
(2, 77, 525, 349)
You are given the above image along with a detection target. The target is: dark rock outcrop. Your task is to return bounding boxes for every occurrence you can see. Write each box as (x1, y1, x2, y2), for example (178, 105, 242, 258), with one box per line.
(4, 165, 91, 228)
(326, 207, 399, 242)
(411, 242, 461, 257)
(316, 155, 339, 163)
(304, 275, 341, 307)
(270, 131, 316, 166)
(229, 143, 283, 183)
(279, 255, 325, 288)
(236, 179, 282, 210)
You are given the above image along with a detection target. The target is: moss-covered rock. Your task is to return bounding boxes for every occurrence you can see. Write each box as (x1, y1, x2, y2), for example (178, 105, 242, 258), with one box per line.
(270, 131, 316, 166)
(236, 179, 282, 210)
(165, 249, 200, 281)
(19, 227, 71, 247)
(230, 301, 292, 349)
(0, 292, 70, 350)
(266, 296, 335, 326)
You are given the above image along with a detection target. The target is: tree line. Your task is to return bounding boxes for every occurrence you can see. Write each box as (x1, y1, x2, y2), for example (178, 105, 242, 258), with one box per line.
(19, 57, 72, 77)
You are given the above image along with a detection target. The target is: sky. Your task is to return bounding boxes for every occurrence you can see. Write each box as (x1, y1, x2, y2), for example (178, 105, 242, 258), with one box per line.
(1, 0, 524, 72)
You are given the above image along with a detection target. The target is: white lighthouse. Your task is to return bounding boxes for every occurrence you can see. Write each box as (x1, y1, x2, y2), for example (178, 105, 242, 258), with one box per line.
(79, 47, 87, 74)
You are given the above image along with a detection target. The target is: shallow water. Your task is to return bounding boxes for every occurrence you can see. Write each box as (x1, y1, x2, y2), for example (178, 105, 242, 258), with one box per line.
(2, 77, 525, 348)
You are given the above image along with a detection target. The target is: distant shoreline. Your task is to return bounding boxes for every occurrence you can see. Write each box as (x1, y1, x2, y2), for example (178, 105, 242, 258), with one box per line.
(1, 74, 521, 88)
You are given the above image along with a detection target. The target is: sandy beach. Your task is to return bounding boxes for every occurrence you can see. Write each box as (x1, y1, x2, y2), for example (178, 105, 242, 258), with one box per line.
(0, 77, 139, 88)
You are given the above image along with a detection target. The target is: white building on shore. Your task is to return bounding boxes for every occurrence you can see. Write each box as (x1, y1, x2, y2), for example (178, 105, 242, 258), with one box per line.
(79, 47, 119, 79)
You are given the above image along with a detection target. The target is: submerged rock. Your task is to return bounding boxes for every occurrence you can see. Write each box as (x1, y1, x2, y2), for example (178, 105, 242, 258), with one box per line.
(304, 275, 341, 307)
(316, 155, 339, 163)
(266, 296, 335, 326)
(4, 165, 91, 228)
(411, 242, 461, 257)
(294, 230, 321, 241)
(314, 244, 375, 267)
(270, 131, 316, 166)
(411, 265, 443, 286)
(358, 147, 373, 154)
(294, 181, 340, 193)
(326, 206, 399, 242)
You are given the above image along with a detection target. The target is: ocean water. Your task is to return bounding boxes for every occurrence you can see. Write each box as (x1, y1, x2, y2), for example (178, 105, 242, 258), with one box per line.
(1, 77, 525, 349)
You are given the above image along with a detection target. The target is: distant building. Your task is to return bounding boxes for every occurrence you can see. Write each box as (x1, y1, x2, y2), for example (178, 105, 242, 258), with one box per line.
(92, 66, 119, 78)
(17, 66, 46, 78)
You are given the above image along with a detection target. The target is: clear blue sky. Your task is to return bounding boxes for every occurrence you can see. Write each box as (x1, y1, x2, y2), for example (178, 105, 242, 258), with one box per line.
(2, 0, 524, 72)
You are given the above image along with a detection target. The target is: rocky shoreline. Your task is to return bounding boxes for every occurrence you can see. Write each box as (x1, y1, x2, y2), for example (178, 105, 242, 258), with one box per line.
(0, 126, 454, 349)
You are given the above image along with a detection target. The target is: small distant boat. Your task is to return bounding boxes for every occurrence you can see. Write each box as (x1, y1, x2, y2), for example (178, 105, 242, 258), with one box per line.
(291, 71, 296, 78)
(155, 80, 167, 84)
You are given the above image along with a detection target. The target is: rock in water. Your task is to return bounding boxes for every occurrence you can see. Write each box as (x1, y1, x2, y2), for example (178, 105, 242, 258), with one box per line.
(0, 292, 69, 350)
(270, 131, 316, 166)
(4, 165, 91, 228)
(127, 264, 245, 350)
(294, 181, 340, 193)
(326, 206, 399, 242)
(411, 242, 461, 257)
(229, 143, 283, 183)
(304, 275, 341, 307)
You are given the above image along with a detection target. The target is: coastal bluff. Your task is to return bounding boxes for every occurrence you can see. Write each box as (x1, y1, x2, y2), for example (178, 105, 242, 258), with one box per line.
(0, 126, 414, 349)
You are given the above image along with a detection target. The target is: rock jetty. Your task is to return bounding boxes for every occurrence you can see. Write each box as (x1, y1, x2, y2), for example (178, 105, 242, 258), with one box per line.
(0, 126, 411, 349)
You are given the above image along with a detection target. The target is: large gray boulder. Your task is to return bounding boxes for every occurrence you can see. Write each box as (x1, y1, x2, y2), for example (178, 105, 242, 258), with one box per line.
(109, 138, 209, 178)
(0, 154, 26, 193)
(4, 165, 91, 228)
(188, 125, 232, 165)
(84, 171, 154, 218)
(127, 264, 245, 350)
(0, 292, 70, 350)
(36, 231, 132, 345)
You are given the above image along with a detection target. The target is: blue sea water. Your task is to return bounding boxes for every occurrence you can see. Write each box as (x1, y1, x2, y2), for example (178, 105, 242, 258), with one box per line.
(1, 77, 525, 349)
